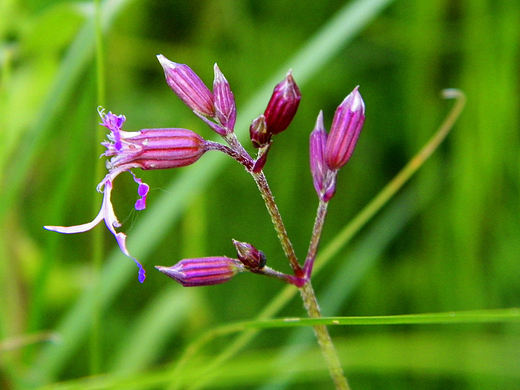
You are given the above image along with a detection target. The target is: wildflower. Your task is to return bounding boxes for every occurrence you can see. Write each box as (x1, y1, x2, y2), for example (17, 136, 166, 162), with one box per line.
(324, 86, 365, 170)
(155, 257, 245, 287)
(45, 108, 209, 283)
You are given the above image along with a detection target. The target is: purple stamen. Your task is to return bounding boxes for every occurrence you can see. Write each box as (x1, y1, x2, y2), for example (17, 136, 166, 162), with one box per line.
(131, 172, 149, 211)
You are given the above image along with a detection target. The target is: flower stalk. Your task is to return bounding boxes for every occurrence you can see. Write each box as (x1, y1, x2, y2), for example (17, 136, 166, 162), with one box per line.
(251, 166, 348, 387)
(45, 55, 372, 388)
(303, 200, 329, 278)
(300, 281, 350, 390)
(251, 171, 304, 280)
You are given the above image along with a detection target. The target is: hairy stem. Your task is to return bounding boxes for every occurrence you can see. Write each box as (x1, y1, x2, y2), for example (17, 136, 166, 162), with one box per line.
(205, 141, 253, 170)
(300, 281, 350, 390)
(252, 171, 304, 278)
(250, 266, 305, 286)
(304, 199, 329, 278)
(252, 169, 348, 388)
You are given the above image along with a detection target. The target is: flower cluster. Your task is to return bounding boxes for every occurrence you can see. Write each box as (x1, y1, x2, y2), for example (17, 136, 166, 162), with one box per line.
(45, 55, 365, 286)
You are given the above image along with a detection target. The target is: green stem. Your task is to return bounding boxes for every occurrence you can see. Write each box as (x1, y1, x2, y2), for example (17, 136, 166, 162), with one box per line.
(252, 171, 304, 278)
(304, 199, 329, 278)
(252, 169, 348, 388)
(170, 89, 465, 390)
(300, 281, 350, 390)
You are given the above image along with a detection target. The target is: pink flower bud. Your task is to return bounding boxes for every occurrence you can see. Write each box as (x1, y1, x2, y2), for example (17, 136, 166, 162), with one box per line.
(263, 70, 301, 135)
(213, 64, 236, 133)
(309, 111, 337, 202)
(249, 115, 270, 148)
(324, 86, 365, 170)
(232, 239, 266, 269)
(310, 111, 327, 193)
(157, 54, 215, 117)
(104, 128, 208, 171)
(155, 257, 244, 287)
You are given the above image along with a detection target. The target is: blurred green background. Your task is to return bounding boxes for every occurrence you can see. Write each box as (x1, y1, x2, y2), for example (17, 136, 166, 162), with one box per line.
(1, 0, 520, 389)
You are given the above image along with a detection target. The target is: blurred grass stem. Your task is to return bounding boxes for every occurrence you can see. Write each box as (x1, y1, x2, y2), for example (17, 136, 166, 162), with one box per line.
(91, 0, 107, 376)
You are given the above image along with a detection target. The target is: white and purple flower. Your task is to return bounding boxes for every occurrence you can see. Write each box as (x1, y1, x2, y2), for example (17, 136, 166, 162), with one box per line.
(45, 108, 209, 283)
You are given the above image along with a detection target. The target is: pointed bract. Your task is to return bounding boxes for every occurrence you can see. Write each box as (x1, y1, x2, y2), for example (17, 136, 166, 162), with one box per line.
(310, 111, 328, 197)
(252, 143, 271, 173)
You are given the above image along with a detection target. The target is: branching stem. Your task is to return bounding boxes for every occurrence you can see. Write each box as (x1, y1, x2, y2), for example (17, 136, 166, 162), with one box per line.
(251, 168, 348, 388)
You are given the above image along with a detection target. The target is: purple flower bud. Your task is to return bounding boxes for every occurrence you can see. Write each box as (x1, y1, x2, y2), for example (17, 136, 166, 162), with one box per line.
(309, 111, 337, 202)
(325, 86, 365, 170)
(213, 64, 236, 133)
(103, 127, 208, 171)
(249, 115, 270, 148)
(155, 257, 244, 287)
(232, 239, 266, 269)
(310, 111, 327, 194)
(263, 70, 301, 135)
(157, 54, 215, 117)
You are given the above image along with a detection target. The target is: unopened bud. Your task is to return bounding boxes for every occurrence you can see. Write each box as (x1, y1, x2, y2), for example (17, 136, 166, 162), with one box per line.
(263, 70, 301, 135)
(309, 111, 337, 202)
(155, 257, 244, 287)
(213, 64, 236, 133)
(324, 86, 365, 170)
(232, 239, 266, 269)
(249, 115, 270, 148)
(157, 54, 215, 117)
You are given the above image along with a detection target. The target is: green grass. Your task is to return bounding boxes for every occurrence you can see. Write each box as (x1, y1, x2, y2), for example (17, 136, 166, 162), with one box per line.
(1, 0, 519, 389)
